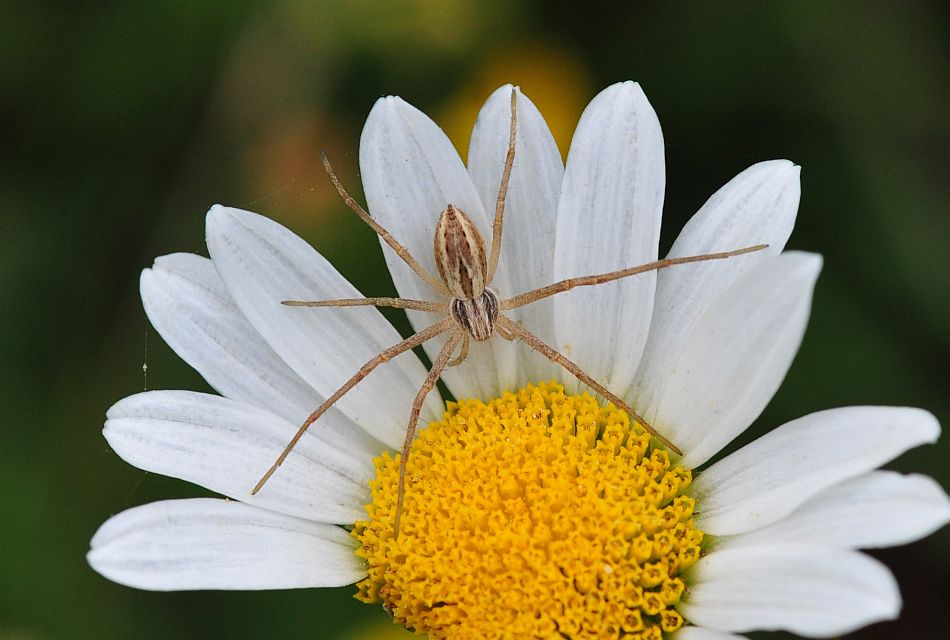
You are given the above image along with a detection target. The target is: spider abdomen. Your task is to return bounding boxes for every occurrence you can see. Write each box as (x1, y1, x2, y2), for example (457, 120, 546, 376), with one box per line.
(434, 204, 488, 299)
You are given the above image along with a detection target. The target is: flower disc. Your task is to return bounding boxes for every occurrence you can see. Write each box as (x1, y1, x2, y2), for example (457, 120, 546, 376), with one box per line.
(354, 382, 703, 639)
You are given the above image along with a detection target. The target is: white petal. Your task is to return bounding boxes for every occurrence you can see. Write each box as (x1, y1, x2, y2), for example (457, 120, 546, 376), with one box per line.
(141, 252, 384, 460)
(691, 406, 940, 535)
(359, 95, 515, 400)
(105, 391, 371, 523)
(718, 470, 950, 550)
(205, 206, 443, 449)
(88, 499, 364, 591)
(552, 81, 665, 394)
(360, 94, 489, 284)
(633, 160, 801, 414)
(655, 252, 822, 468)
(468, 85, 564, 385)
(674, 628, 749, 640)
(680, 545, 900, 637)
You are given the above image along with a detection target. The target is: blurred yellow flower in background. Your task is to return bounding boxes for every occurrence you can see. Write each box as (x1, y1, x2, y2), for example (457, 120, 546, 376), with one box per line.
(344, 619, 415, 640)
(440, 40, 593, 158)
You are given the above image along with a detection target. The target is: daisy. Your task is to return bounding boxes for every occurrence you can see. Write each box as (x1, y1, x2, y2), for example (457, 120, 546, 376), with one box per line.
(88, 82, 949, 639)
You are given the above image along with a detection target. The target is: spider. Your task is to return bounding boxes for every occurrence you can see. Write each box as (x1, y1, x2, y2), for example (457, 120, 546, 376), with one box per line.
(251, 90, 766, 534)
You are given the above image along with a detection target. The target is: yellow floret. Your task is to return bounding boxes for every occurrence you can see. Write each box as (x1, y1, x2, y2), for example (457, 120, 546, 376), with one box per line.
(353, 382, 703, 639)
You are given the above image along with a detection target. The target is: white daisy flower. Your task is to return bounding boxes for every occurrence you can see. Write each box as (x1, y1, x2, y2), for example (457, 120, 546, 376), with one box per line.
(88, 82, 949, 639)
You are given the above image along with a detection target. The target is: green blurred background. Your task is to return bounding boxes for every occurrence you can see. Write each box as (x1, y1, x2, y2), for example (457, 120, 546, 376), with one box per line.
(1, 1, 947, 638)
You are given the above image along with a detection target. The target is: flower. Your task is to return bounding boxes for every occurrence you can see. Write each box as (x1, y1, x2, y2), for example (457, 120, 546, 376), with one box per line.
(88, 82, 949, 639)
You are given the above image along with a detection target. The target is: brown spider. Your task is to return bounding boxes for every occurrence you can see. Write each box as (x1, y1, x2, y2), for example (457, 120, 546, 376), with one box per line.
(250, 90, 765, 534)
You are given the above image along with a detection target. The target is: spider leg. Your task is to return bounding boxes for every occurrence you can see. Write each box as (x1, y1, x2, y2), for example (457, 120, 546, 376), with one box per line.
(321, 152, 449, 295)
(282, 297, 446, 313)
(501, 244, 768, 310)
(394, 330, 463, 537)
(486, 88, 518, 284)
(251, 317, 455, 495)
(447, 333, 470, 367)
(495, 315, 682, 456)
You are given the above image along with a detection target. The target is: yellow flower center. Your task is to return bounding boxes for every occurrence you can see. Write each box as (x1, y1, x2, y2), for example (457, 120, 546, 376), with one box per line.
(353, 382, 703, 639)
